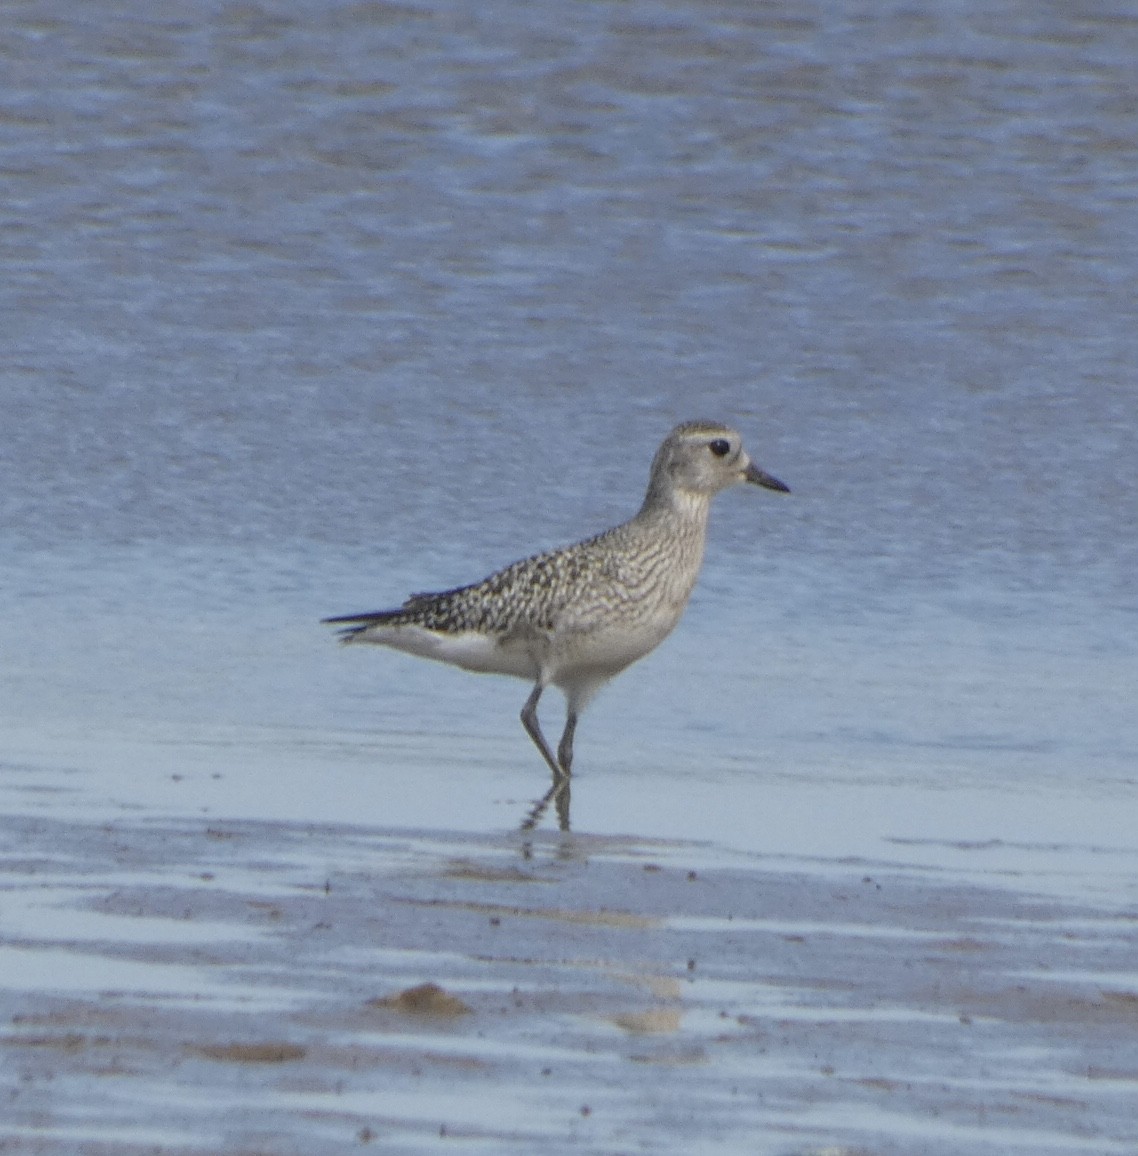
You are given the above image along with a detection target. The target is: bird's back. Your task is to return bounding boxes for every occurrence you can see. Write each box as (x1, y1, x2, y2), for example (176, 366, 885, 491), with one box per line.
(329, 503, 707, 653)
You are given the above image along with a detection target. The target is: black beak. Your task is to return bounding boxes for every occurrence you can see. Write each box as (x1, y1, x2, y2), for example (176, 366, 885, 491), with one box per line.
(744, 461, 790, 493)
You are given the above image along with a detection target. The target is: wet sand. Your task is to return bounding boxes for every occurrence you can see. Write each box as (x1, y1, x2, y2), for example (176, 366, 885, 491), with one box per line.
(3, 800, 1136, 1155)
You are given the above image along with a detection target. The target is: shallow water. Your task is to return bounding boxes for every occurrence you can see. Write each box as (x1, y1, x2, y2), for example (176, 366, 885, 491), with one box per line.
(2, 0, 1137, 1151)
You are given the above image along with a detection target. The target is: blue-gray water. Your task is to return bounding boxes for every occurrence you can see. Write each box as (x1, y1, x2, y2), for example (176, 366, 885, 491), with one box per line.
(4, 0, 1137, 846)
(4, 0, 1135, 843)
(2, 4, 1138, 1150)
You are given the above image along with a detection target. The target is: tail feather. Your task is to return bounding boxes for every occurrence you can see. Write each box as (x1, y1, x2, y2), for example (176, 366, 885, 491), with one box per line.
(321, 610, 398, 625)
(322, 608, 404, 643)
(324, 582, 476, 641)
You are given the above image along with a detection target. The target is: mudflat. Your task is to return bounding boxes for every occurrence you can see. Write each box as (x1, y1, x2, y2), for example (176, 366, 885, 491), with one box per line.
(3, 808, 1135, 1155)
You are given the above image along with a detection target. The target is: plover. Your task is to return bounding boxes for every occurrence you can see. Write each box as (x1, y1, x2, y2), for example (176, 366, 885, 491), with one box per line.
(325, 420, 788, 779)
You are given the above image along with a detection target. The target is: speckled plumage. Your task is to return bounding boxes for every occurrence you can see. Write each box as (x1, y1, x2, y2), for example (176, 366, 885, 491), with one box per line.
(325, 420, 789, 779)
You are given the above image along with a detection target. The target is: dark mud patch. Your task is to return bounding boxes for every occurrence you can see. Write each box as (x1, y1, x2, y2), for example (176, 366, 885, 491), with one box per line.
(193, 1041, 307, 1063)
(367, 982, 473, 1017)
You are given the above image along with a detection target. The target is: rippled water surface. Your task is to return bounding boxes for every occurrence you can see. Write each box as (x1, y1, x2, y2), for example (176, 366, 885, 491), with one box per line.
(2, 1, 1137, 1151)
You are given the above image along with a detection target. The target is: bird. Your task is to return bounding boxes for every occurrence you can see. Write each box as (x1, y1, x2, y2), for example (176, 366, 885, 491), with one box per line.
(324, 420, 789, 780)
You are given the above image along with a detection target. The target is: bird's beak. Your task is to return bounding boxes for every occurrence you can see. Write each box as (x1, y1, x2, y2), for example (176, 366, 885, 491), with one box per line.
(744, 461, 790, 493)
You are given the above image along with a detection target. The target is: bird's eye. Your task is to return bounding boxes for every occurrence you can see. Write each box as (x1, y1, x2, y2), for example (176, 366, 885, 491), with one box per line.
(708, 438, 731, 457)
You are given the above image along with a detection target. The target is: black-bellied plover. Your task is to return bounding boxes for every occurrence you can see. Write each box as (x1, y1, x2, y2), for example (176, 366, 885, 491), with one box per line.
(325, 420, 788, 779)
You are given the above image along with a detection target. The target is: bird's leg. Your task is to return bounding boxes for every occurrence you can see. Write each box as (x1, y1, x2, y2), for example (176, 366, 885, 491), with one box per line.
(521, 683, 563, 779)
(556, 710, 577, 777)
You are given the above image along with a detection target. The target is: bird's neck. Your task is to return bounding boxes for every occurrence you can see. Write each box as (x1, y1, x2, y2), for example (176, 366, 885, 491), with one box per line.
(635, 484, 713, 553)
(629, 485, 712, 602)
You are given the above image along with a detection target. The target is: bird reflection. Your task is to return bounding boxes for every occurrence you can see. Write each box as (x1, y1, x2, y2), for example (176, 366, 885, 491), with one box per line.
(519, 772, 571, 834)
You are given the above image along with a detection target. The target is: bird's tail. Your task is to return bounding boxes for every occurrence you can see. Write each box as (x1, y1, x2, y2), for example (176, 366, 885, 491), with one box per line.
(321, 609, 404, 643)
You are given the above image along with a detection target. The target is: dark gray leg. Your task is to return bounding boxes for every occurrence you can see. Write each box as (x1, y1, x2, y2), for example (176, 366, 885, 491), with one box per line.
(521, 683, 562, 778)
(557, 711, 577, 777)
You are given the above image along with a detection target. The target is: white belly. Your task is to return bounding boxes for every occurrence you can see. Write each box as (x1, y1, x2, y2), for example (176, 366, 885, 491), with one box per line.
(352, 602, 682, 693)
(352, 623, 540, 680)
(548, 614, 677, 688)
